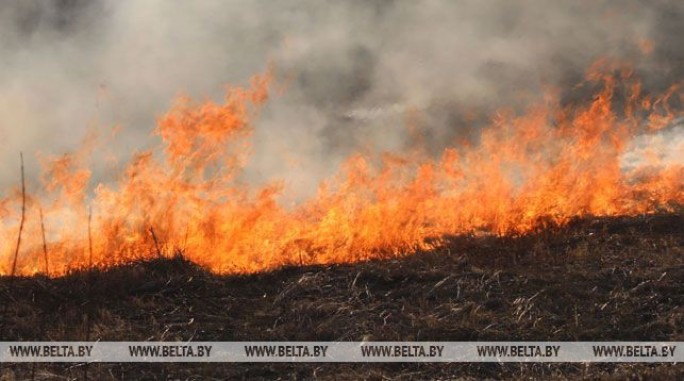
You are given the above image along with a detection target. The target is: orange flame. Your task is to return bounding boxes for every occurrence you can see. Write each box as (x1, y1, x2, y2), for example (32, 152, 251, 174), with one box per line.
(1, 62, 683, 276)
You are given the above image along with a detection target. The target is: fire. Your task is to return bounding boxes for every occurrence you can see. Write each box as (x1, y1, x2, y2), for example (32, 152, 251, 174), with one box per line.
(1, 61, 683, 277)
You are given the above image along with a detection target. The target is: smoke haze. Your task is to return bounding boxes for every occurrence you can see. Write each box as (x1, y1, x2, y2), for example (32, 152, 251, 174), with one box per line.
(1, 0, 682, 198)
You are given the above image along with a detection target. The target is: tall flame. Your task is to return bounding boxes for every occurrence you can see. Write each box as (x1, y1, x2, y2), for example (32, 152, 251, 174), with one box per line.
(1, 61, 682, 276)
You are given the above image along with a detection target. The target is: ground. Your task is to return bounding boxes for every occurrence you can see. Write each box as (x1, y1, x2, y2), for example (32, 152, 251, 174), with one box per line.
(0, 213, 683, 380)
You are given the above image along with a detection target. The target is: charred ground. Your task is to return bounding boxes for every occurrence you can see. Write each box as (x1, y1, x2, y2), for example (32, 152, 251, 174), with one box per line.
(0, 213, 683, 380)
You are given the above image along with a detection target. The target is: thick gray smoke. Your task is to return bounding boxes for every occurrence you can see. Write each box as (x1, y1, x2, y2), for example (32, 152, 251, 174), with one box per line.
(0, 0, 682, 199)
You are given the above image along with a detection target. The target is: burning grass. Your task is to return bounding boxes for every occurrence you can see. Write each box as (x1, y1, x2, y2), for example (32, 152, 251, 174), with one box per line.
(0, 60, 683, 277)
(0, 213, 682, 380)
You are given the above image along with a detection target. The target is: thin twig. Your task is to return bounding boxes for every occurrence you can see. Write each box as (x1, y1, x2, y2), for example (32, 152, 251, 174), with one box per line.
(182, 228, 189, 255)
(150, 226, 163, 258)
(40, 207, 49, 275)
(11, 153, 26, 277)
(88, 206, 93, 268)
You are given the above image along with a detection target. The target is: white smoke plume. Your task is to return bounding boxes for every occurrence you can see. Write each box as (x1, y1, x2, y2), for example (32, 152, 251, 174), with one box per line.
(0, 0, 682, 199)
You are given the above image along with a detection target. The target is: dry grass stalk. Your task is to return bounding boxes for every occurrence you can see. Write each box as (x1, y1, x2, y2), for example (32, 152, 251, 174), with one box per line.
(150, 226, 163, 258)
(40, 207, 49, 275)
(11, 153, 26, 277)
(88, 206, 93, 268)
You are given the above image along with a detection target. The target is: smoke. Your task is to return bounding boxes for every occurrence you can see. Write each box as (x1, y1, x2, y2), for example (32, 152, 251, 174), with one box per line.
(0, 0, 682, 199)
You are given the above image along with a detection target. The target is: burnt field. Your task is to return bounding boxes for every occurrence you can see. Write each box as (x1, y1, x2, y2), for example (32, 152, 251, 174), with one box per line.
(0, 213, 683, 380)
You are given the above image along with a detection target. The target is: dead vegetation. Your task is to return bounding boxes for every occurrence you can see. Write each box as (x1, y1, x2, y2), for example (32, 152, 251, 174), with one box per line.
(0, 213, 682, 380)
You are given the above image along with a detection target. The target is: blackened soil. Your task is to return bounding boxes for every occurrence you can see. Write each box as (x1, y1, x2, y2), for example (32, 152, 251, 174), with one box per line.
(0, 214, 682, 380)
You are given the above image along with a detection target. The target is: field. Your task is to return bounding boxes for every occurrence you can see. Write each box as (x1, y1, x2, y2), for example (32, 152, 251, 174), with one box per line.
(2, 1, 684, 380)
(0, 213, 682, 380)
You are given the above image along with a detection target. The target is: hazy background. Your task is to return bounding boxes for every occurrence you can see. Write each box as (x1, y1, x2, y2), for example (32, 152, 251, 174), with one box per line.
(1, 0, 682, 200)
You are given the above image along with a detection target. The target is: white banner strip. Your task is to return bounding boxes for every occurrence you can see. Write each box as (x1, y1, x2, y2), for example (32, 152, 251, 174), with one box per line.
(0, 342, 681, 363)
